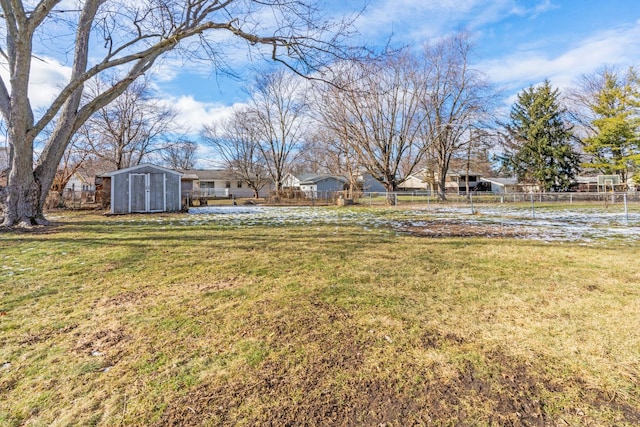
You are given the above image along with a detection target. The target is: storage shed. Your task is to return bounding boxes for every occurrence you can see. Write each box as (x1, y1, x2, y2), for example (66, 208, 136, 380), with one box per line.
(100, 164, 182, 214)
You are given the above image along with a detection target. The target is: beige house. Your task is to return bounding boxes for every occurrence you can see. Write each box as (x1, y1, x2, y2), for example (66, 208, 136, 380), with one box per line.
(179, 169, 274, 199)
(398, 168, 483, 194)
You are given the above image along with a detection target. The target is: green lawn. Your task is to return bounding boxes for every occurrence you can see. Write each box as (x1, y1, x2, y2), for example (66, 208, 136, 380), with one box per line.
(1, 208, 639, 426)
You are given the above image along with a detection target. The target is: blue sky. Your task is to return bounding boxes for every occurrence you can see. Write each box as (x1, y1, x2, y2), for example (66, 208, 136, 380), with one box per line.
(146, 0, 640, 137)
(4, 1, 640, 152)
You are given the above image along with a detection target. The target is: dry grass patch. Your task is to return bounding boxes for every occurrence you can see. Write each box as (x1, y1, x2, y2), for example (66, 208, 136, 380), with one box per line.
(1, 209, 639, 426)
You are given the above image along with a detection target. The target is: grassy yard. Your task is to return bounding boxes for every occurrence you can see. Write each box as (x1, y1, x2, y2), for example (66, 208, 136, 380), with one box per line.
(1, 208, 639, 426)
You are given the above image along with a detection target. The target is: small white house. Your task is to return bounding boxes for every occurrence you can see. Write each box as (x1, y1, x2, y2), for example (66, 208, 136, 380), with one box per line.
(64, 171, 95, 193)
(480, 177, 526, 193)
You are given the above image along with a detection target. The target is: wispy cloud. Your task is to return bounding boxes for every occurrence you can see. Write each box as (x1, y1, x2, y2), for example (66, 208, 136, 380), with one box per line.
(355, 0, 556, 45)
(159, 95, 245, 135)
(477, 20, 640, 90)
(510, 0, 558, 19)
(0, 55, 72, 112)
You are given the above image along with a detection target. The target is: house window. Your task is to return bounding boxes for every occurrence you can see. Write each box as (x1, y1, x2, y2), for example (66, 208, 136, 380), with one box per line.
(201, 181, 215, 189)
(237, 181, 243, 188)
(226, 181, 231, 188)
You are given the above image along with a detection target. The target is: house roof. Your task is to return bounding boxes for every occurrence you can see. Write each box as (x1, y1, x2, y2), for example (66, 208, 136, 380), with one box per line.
(298, 174, 348, 185)
(480, 177, 518, 186)
(446, 169, 485, 177)
(574, 175, 599, 184)
(178, 169, 235, 181)
(404, 169, 484, 180)
(101, 163, 182, 177)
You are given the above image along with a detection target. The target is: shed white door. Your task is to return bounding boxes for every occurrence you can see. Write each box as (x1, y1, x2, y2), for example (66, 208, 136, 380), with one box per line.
(129, 173, 166, 213)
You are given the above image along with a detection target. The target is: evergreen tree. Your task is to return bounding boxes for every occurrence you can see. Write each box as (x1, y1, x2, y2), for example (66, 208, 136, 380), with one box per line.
(505, 80, 580, 191)
(581, 68, 640, 182)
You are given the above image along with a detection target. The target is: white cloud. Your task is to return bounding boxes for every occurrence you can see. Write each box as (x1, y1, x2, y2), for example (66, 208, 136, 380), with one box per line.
(510, 0, 558, 19)
(161, 95, 246, 135)
(356, 0, 553, 45)
(477, 20, 640, 91)
(0, 55, 72, 112)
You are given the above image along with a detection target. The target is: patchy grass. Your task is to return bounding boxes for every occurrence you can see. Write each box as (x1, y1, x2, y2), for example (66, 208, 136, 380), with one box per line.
(1, 209, 640, 426)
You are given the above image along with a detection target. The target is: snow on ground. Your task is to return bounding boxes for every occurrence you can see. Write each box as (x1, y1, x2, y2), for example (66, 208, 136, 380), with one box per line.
(184, 206, 389, 229)
(177, 204, 640, 244)
(406, 205, 640, 243)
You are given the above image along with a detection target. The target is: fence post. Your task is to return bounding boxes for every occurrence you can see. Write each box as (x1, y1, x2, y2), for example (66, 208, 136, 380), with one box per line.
(530, 193, 535, 219)
(624, 193, 629, 223)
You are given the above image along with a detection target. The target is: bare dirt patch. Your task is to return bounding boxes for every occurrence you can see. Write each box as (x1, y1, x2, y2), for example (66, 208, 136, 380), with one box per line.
(154, 303, 640, 427)
(95, 289, 152, 308)
(196, 280, 241, 293)
(401, 220, 527, 238)
(74, 326, 129, 360)
(19, 323, 78, 345)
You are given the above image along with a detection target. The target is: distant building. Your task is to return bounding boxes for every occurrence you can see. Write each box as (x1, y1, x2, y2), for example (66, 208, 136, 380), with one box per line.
(179, 169, 274, 199)
(398, 168, 483, 194)
(479, 177, 519, 193)
(64, 171, 96, 193)
(282, 172, 347, 197)
(358, 173, 387, 193)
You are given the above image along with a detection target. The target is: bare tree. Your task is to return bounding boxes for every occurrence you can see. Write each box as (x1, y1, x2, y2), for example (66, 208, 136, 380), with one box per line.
(161, 140, 198, 170)
(297, 126, 361, 198)
(307, 82, 364, 197)
(319, 51, 429, 195)
(49, 137, 90, 195)
(0, 0, 357, 227)
(78, 75, 178, 170)
(420, 33, 498, 200)
(247, 69, 309, 193)
(202, 107, 270, 199)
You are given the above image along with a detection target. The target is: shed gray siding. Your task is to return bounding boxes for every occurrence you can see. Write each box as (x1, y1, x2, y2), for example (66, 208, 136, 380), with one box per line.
(106, 164, 182, 214)
(315, 178, 346, 192)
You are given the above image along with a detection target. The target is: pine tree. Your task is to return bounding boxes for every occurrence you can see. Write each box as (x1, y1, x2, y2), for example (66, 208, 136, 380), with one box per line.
(506, 80, 580, 191)
(582, 68, 640, 182)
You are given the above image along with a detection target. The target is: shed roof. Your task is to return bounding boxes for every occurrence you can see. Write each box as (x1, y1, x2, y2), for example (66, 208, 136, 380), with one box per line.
(480, 177, 518, 186)
(299, 174, 348, 185)
(101, 163, 182, 177)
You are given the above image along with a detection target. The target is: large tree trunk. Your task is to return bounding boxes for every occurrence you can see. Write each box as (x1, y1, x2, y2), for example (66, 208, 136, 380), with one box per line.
(1, 145, 47, 227)
(437, 172, 447, 201)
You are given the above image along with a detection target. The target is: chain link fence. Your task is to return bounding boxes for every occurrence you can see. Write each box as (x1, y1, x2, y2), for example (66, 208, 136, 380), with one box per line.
(356, 191, 640, 207)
